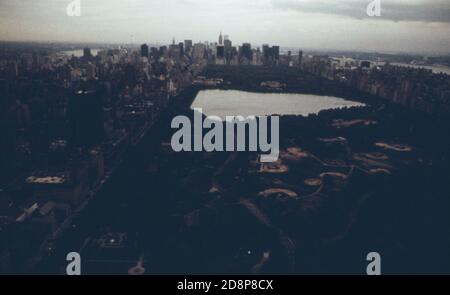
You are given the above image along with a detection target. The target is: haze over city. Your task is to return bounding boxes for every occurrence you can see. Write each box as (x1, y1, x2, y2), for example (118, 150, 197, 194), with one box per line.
(1, 0, 450, 54)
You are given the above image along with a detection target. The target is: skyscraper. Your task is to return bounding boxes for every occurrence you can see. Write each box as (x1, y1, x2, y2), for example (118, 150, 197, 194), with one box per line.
(262, 45, 280, 66)
(298, 50, 303, 66)
(217, 45, 225, 59)
(219, 32, 223, 45)
(224, 39, 232, 50)
(178, 42, 184, 56)
(262, 44, 270, 61)
(224, 39, 233, 64)
(184, 40, 193, 55)
(272, 46, 280, 61)
(192, 43, 206, 60)
(241, 43, 252, 61)
(216, 43, 225, 65)
(141, 44, 149, 58)
(150, 47, 159, 59)
(169, 42, 182, 59)
(159, 46, 168, 58)
(83, 47, 92, 58)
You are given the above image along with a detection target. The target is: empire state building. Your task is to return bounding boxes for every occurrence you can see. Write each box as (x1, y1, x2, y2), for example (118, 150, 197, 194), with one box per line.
(219, 32, 223, 45)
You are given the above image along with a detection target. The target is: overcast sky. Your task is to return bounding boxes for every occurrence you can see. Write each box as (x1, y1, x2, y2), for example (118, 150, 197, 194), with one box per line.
(1, 0, 449, 54)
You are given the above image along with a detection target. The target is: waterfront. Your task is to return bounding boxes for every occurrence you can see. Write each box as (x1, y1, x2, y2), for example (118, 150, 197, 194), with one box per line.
(191, 90, 365, 118)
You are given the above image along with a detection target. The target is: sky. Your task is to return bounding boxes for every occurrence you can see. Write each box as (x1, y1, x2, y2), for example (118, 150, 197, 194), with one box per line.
(0, 0, 449, 54)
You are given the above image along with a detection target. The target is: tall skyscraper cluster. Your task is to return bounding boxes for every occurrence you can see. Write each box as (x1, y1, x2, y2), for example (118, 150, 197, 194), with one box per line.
(139, 33, 284, 67)
(213, 33, 280, 66)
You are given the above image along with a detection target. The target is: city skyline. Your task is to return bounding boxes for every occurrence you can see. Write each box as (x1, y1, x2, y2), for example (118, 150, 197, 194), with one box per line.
(1, 0, 450, 55)
(1, 3, 450, 276)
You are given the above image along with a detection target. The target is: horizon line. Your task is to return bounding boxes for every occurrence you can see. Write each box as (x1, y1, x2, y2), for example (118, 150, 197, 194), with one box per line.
(1, 39, 449, 57)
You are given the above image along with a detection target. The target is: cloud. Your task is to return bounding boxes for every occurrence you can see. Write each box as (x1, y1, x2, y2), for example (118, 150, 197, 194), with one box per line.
(271, 0, 450, 23)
